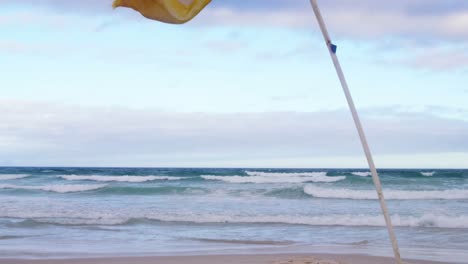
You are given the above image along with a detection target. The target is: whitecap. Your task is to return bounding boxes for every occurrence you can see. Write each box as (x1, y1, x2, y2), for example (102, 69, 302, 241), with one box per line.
(60, 175, 182, 182)
(0, 184, 106, 193)
(351, 172, 372, 177)
(245, 171, 327, 177)
(421, 171, 436, 177)
(201, 174, 345, 184)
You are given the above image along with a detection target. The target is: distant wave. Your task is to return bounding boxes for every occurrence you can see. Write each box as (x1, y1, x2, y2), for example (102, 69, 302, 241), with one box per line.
(0, 174, 30, 180)
(201, 174, 345, 183)
(245, 171, 328, 177)
(97, 186, 208, 196)
(9, 213, 468, 229)
(60, 175, 183, 183)
(0, 184, 106, 193)
(421, 171, 436, 177)
(351, 172, 372, 177)
(303, 185, 468, 200)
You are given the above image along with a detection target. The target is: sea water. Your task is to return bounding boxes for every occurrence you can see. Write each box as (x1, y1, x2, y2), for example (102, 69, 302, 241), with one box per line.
(0, 167, 467, 262)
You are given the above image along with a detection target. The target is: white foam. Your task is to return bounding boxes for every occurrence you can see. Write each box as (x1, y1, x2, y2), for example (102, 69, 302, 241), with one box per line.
(60, 175, 182, 182)
(0, 184, 106, 193)
(201, 175, 345, 184)
(245, 171, 328, 177)
(396, 214, 468, 229)
(303, 185, 468, 200)
(351, 172, 372, 177)
(169, 213, 468, 229)
(421, 171, 436, 177)
(0, 174, 30, 180)
(4, 210, 468, 228)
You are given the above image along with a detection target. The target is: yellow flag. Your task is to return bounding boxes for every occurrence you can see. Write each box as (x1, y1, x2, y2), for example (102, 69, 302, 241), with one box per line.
(112, 0, 211, 24)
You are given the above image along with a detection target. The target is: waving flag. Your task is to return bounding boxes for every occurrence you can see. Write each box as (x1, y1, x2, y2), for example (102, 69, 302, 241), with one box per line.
(112, 0, 211, 24)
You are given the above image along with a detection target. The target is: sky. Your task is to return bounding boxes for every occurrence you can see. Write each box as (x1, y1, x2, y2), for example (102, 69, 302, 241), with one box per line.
(1, 0, 467, 168)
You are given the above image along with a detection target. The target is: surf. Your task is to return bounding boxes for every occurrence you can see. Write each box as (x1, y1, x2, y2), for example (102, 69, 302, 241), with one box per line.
(0, 184, 107, 193)
(60, 175, 184, 182)
(6, 213, 468, 229)
(202, 172, 345, 183)
(303, 185, 468, 200)
(0, 174, 30, 180)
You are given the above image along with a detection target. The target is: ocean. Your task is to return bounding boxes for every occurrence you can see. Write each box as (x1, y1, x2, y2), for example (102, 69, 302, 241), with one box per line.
(0, 167, 467, 263)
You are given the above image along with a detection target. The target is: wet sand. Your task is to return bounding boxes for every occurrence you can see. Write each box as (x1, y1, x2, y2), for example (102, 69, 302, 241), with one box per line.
(0, 253, 456, 264)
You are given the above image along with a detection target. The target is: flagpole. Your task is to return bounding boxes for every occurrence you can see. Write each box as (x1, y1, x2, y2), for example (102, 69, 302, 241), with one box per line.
(308, 1, 402, 263)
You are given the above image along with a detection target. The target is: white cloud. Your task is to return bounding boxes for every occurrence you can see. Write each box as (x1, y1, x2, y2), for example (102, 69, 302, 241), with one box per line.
(0, 11, 78, 28)
(404, 48, 468, 70)
(196, 6, 468, 42)
(3, 0, 468, 41)
(326, 9, 468, 40)
(0, 101, 466, 167)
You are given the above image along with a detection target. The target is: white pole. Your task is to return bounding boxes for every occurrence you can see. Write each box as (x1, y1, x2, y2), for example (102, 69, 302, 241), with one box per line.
(308, 1, 402, 263)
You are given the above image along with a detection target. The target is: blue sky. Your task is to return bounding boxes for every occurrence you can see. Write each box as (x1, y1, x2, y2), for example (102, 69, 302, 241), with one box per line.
(1, 0, 467, 168)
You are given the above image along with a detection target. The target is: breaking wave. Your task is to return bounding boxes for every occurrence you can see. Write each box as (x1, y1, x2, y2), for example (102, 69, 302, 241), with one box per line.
(351, 172, 372, 177)
(60, 175, 183, 183)
(303, 185, 468, 200)
(0, 184, 106, 193)
(201, 174, 345, 183)
(97, 186, 208, 195)
(7, 213, 468, 229)
(421, 171, 436, 177)
(245, 171, 328, 177)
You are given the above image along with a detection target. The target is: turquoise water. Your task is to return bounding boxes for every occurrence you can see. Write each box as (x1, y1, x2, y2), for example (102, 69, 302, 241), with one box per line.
(0, 167, 467, 262)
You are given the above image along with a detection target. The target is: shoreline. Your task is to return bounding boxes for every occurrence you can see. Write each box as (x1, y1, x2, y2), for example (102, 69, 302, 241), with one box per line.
(0, 253, 458, 264)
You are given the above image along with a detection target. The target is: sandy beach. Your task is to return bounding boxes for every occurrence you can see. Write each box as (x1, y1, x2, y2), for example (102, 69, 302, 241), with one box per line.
(3, 0, 468, 263)
(0, 254, 456, 264)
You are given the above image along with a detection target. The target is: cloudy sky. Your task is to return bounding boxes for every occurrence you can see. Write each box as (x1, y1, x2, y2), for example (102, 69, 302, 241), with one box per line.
(1, 0, 467, 168)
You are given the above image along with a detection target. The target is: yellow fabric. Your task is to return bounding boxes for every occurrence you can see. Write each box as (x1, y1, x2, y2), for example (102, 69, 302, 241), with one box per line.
(112, 0, 211, 24)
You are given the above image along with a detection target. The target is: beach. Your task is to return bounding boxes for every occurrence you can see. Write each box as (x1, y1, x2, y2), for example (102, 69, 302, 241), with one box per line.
(1, 167, 467, 263)
(3, 0, 467, 263)
(0, 253, 455, 264)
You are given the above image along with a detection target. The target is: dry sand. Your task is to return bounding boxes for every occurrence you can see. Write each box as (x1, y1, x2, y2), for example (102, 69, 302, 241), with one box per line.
(0, 253, 455, 264)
